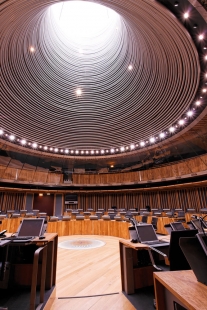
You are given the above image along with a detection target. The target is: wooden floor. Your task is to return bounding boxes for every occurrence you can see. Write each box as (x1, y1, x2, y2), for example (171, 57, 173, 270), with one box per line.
(44, 235, 136, 310)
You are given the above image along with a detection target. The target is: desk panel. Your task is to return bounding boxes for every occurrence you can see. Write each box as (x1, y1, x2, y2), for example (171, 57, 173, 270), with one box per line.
(46, 219, 130, 238)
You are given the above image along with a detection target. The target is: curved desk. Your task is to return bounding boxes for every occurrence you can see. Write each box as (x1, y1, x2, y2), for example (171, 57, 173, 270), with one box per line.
(47, 219, 130, 239)
(0, 218, 130, 239)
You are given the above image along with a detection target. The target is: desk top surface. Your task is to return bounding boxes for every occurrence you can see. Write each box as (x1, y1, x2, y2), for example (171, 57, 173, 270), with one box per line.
(3, 232, 58, 244)
(119, 235, 170, 249)
(154, 270, 207, 310)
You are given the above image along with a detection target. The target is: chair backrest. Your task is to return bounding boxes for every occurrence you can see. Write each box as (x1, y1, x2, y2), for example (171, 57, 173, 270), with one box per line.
(12, 213, 20, 218)
(151, 217, 158, 229)
(89, 215, 98, 220)
(62, 216, 71, 221)
(50, 216, 59, 222)
(169, 229, 198, 271)
(141, 215, 148, 223)
(76, 215, 85, 220)
(102, 215, 110, 220)
(164, 224, 172, 235)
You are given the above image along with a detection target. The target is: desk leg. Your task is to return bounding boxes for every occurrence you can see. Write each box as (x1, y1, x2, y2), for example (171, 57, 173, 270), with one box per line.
(40, 246, 47, 303)
(45, 235, 58, 289)
(30, 246, 47, 310)
(119, 243, 134, 294)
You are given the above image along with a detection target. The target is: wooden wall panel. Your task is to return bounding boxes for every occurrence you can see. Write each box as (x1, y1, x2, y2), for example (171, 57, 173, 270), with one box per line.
(0, 192, 25, 212)
(73, 154, 207, 185)
(18, 169, 35, 182)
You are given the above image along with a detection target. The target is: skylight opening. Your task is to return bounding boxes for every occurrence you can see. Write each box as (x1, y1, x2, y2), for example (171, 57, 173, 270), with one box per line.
(50, 1, 120, 47)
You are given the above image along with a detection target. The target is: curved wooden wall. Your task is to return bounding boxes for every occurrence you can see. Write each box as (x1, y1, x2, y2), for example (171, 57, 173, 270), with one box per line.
(73, 154, 207, 184)
(0, 154, 206, 185)
(0, 186, 206, 213)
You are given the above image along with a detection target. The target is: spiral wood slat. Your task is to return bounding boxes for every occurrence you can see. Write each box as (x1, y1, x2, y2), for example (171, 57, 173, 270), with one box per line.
(0, 0, 204, 156)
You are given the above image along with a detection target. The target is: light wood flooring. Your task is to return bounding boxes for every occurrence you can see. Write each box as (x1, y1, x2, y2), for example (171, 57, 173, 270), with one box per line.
(44, 235, 136, 310)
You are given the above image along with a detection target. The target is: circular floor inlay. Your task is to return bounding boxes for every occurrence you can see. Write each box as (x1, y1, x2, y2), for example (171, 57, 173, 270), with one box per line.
(58, 238, 105, 250)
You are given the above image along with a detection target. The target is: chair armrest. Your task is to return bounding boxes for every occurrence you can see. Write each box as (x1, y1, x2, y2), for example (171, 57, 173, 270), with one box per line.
(149, 246, 170, 266)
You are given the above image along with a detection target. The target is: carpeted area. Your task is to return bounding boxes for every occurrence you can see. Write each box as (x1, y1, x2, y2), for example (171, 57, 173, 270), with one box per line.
(0, 286, 54, 310)
(123, 286, 155, 310)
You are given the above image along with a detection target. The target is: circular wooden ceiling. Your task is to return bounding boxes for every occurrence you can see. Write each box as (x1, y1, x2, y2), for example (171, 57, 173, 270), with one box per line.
(0, 0, 206, 158)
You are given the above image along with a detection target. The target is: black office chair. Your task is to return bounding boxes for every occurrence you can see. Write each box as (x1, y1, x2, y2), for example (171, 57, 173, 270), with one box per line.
(164, 224, 172, 235)
(150, 229, 198, 271)
(151, 217, 158, 230)
(141, 215, 148, 223)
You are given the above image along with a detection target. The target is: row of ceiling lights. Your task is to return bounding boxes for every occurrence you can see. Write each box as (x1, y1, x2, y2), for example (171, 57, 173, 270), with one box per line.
(0, 100, 204, 155)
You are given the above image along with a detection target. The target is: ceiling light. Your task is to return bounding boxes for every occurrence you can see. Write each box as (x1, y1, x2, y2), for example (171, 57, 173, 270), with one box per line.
(50, 147, 53, 151)
(44, 146, 48, 150)
(198, 34, 204, 40)
(178, 119, 185, 125)
(128, 65, 133, 71)
(86, 151, 89, 154)
(0, 129, 4, 135)
(205, 55, 207, 60)
(195, 101, 201, 106)
(91, 150, 94, 154)
(81, 150, 84, 154)
(120, 146, 125, 152)
(54, 148, 58, 152)
(140, 141, 145, 147)
(21, 139, 26, 145)
(169, 127, 175, 132)
(60, 149, 63, 152)
(75, 150, 79, 154)
(174, 1, 179, 6)
(110, 165, 114, 168)
(32, 143, 37, 148)
(110, 148, 115, 153)
(39, 193, 43, 196)
(187, 110, 193, 117)
(29, 46, 35, 53)
(202, 88, 207, 93)
(101, 150, 105, 154)
(9, 135, 15, 141)
(65, 149, 69, 154)
(76, 88, 82, 96)
(71, 150, 74, 153)
(193, 24, 198, 29)
(130, 144, 135, 150)
(150, 137, 155, 143)
(183, 12, 189, 19)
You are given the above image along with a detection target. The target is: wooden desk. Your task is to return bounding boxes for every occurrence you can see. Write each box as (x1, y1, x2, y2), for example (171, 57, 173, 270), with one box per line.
(1, 218, 130, 239)
(119, 236, 170, 294)
(3, 233, 58, 310)
(154, 270, 207, 310)
(135, 216, 186, 234)
(119, 239, 155, 294)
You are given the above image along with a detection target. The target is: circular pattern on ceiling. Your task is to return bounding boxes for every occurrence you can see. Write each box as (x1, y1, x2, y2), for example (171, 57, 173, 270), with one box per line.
(0, 0, 204, 156)
(58, 238, 105, 249)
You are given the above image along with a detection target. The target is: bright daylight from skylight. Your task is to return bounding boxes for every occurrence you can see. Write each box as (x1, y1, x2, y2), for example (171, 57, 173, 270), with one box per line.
(49, 1, 120, 48)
